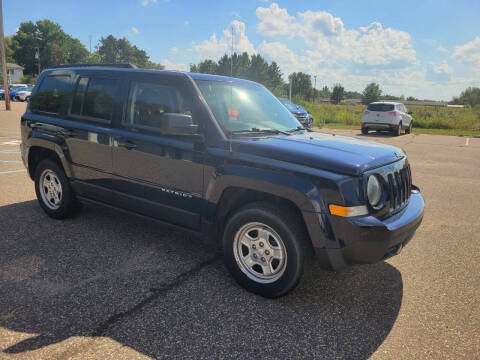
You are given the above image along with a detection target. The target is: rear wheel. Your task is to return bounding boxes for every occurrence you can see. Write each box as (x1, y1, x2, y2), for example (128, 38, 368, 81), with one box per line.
(34, 159, 80, 219)
(222, 202, 306, 298)
(361, 127, 368, 135)
(394, 122, 402, 136)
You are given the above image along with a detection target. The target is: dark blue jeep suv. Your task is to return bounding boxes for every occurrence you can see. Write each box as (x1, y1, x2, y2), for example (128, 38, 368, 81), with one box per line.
(20, 64, 424, 297)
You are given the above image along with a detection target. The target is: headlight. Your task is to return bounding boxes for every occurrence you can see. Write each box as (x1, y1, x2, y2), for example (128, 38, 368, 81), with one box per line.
(367, 175, 382, 206)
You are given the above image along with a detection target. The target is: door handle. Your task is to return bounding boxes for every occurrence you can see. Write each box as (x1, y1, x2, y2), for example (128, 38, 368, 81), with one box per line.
(117, 138, 137, 150)
(58, 129, 77, 137)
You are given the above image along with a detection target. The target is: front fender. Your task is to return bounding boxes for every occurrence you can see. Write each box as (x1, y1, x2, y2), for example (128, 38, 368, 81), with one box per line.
(203, 149, 344, 249)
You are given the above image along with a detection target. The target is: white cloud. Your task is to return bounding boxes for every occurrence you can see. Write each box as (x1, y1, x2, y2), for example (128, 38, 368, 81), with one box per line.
(256, 3, 295, 37)
(131, 27, 139, 34)
(438, 46, 448, 53)
(171, 47, 179, 54)
(161, 58, 189, 72)
(193, 20, 255, 59)
(433, 61, 452, 75)
(453, 37, 480, 73)
(141, 0, 157, 6)
(256, 3, 416, 68)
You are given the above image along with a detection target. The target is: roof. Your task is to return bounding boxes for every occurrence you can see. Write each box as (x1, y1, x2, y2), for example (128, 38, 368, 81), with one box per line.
(6, 63, 24, 70)
(47, 65, 257, 85)
(369, 101, 404, 105)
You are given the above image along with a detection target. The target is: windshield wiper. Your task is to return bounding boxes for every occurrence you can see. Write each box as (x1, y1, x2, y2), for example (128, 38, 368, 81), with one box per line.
(230, 128, 291, 136)
(288, 125, 306, 132)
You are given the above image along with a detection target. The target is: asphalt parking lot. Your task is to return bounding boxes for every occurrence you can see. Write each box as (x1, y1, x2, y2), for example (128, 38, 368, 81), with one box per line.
(1, 103, 479, 359)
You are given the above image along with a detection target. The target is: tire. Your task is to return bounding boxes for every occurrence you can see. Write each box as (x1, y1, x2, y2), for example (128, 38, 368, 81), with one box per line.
(394, 122, 402, 136)
(406, 121, 412, 134)
(222, 202, 306, 298)
(361, 128, 368, 135)
(34, 159, 80, 219)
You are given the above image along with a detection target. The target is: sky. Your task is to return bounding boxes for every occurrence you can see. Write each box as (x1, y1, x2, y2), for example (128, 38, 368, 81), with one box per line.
(3, 0, 480, 100)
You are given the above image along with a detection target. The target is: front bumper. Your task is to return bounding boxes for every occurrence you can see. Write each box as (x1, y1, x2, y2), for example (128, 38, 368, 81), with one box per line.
(317, 187, 424, 270)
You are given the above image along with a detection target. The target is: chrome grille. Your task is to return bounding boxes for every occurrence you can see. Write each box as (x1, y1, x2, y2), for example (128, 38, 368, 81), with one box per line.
(386, 164, 412, 210)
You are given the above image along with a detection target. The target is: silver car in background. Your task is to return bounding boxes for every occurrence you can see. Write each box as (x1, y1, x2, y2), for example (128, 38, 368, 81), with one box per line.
(361, 101, 413, 136)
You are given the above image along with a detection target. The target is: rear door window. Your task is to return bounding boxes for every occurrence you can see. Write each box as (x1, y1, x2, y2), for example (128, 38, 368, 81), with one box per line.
(70, 76, 118, 122)
(30, 75, 71, 115)
(367, 103, 394, 112)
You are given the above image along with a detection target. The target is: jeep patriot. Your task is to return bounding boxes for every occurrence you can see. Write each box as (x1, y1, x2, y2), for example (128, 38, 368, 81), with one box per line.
(20, 64, 424, 297)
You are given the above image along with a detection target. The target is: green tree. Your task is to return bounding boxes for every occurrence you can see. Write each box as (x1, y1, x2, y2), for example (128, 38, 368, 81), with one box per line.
(319, 85, 331, 99)
(11, 20, 89, 75)
(190, 52, 285, 92)
(96, 35, 163, 69)
(456, 87, 480, 107)
(288, 72, 312, 100)
(331, 84, 345, 104)
(190, 59, 218, 74)
(361, 83, 382, 105)
(345, 90, 362, 99)
(4, 36, 17, 62)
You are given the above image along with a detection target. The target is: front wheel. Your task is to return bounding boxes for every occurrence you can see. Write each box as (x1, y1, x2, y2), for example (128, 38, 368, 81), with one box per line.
(406, 121, 412, 134)
(34, 159, 80, 219)
(222, 202, 306, 298)
(361, 127, 368, 135)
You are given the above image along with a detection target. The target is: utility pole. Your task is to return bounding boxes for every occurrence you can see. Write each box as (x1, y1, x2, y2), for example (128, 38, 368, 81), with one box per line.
(313, 75, 317, 103)
(289, 77, 292, 102)
(0, 0, 11, 110)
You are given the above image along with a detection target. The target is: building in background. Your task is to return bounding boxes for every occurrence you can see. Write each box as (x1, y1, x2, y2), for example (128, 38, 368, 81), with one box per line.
(6, 63, 24, 83)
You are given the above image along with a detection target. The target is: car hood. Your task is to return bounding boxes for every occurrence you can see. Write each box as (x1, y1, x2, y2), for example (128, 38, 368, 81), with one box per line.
(291, 110, 308, 116)
(232, 131, 405, 176)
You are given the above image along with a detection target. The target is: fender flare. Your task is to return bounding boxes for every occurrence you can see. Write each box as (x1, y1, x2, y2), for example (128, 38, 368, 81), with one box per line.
(25, 132, 73, 179)
(205, 164, 331, 248)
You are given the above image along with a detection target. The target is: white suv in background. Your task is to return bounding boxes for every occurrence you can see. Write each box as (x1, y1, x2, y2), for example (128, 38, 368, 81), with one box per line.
(361, 102, 413, 136)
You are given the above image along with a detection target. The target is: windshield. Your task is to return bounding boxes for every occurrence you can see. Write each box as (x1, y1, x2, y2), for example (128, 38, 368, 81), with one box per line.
(278, 98, 299, 112)
(196, 80, 301, 134)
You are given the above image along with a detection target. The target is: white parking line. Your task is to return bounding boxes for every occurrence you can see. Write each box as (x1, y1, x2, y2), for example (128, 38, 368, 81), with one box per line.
(0, 150, 20, 153)
(0, 160, 23, 163)
(465, 137, 470, 146)
(0, 169, 26, 175)
(0, 140, 21, 145)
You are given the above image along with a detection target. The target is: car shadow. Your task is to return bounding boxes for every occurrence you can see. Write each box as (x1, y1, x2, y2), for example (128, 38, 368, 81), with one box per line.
(358, 131, 399, 138)
(0, 200, 403, 359)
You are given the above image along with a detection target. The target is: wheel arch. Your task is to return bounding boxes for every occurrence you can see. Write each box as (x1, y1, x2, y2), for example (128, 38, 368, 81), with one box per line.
(26, 137, 72, 180)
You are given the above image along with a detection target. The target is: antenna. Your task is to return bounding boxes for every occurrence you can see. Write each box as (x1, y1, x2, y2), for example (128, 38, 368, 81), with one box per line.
(228, 25, 234, 152)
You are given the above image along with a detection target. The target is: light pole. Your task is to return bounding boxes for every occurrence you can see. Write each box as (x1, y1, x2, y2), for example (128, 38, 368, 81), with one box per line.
(313, 75, 317, 103)
(0, 0, 11, 110)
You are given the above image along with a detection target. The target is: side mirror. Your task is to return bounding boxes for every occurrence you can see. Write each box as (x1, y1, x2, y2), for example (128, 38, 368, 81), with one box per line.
(408, 111, 413, 115)
(161, 113, 202, 139)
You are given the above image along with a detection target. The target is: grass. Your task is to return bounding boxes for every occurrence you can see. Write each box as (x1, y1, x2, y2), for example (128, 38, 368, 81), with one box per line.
(315, 123, 480, 136)
(299, 102, 480, 136)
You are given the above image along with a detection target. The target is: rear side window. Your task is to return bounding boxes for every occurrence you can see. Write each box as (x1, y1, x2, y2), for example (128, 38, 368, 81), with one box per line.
(71, 77, 117, 122)
(30, 75, 71, 115)
(124, 81, 192, 130)
(367, 103, 394, 112)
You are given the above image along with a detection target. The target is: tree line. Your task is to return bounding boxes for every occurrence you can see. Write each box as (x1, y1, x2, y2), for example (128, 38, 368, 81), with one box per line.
(3, 19, 163, 83)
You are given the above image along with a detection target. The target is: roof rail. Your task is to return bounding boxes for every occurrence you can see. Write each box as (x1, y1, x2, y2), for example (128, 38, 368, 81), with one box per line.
(49, 63, 138, 69)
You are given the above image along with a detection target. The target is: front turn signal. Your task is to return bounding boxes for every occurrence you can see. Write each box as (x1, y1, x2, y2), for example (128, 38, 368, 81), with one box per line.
(329, 204, 368, 217)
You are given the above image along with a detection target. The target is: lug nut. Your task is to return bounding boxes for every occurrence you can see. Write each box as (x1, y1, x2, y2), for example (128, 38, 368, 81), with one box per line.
(261, 257, 266, 262)
(265, 250, 270, 255)
(252, 244, 256, 249)
(259, 242, 264, 247)
(253, 254, 258, 259)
